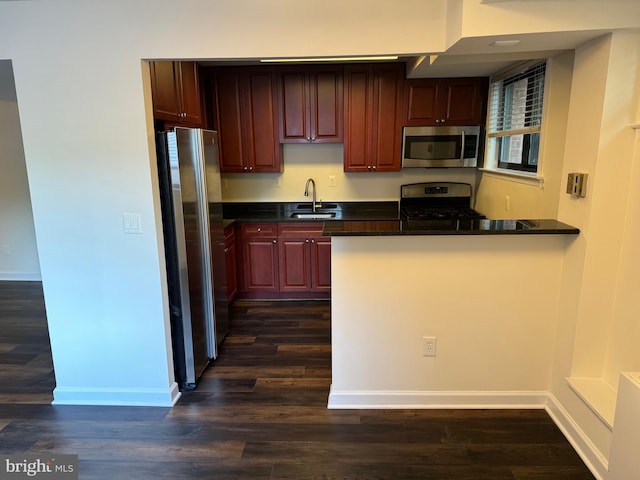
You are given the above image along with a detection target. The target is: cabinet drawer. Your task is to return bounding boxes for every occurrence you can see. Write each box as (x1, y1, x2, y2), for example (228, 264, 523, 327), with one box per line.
(278, 222, 324, 237)
(240, 222, 277, 237)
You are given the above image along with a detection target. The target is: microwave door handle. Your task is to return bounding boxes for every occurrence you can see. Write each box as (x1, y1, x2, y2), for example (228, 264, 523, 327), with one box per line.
(460, 130, 466, 162)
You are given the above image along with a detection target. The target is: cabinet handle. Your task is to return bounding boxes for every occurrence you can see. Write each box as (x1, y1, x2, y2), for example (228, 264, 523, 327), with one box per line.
(435, 119, 441, 123)
(311, 137, 316, 142)
(224, 247, 229, 253)
(311, 239, 315, 244)
(372, 165, 377, 171)
(257, 228, 261, 232)
(249, 166, 253, 171)
(441, 119, 446, 123)
(272, 239, 277, 244)
(306, 137, 311, 142)
(305, 239, 309, 243)
(243, 166, 248, 171)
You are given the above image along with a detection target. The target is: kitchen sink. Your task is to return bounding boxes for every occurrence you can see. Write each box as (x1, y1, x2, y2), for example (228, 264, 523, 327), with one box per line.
(290, 212, 336, 219)
(296, 203, 338, 210)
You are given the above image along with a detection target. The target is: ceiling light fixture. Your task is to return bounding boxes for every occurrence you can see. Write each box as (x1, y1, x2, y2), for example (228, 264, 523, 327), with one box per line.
(490, 40, 521, 47)
(260, 55, 399, 63)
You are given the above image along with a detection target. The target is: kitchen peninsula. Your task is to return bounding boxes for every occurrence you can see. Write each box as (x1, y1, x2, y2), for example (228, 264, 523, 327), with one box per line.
(324, 218, 579, 410)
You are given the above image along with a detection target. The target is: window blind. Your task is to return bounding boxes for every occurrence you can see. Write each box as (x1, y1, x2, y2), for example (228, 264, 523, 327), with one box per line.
(488, 61, 546, 138)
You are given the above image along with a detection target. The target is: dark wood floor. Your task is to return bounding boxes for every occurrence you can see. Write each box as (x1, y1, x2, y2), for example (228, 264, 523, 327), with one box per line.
(0, 282, 595, 479)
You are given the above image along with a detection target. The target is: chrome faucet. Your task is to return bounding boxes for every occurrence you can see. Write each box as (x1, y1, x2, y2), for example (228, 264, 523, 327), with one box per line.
(304, 178, 317, 213)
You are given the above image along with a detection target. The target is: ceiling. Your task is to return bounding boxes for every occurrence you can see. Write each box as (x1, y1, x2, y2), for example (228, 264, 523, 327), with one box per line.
(406, 29, 609, 77)
(201, 28, 609, 78)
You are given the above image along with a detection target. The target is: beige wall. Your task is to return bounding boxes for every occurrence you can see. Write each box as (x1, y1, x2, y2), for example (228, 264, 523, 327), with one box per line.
(222, 144, 479, 203)
(475, 51, 573, 219)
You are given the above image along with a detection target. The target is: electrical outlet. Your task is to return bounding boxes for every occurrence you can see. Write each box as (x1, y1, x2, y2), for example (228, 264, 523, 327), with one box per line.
(1, 245, 11, 256)
(505, 195, 511, 211)
(329, 175, 336, 187)
(423, 336, 437, 357)
(273, 177, 282, 188)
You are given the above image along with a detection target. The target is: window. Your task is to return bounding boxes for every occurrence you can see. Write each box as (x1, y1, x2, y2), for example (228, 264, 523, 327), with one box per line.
(486, 61, 546, 174)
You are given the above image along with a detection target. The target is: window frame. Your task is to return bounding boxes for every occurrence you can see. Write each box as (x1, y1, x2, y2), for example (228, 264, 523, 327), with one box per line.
(486, 60, 547, 175)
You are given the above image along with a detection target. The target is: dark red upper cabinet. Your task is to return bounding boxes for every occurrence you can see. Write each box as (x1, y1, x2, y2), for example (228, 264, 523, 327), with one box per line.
(344, 63, 403, 172)
(213, 67, 282, 173)
(150, 61, 202, 127)
(278, 66, 343, 144)
(403, 77, 488, 126)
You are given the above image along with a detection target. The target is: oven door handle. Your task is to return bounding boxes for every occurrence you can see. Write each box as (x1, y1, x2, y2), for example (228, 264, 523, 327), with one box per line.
(460, 130, 466, 162)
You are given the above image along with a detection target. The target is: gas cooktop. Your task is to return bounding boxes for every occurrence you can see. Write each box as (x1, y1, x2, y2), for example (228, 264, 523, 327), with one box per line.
(399, 182, 485, 222)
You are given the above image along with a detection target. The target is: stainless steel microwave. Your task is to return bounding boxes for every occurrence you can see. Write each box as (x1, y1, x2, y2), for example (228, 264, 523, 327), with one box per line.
(402, 126, 481, 168)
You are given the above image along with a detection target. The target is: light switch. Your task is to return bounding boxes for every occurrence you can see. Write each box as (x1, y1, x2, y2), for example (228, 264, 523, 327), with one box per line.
(123, 213, 143, 234)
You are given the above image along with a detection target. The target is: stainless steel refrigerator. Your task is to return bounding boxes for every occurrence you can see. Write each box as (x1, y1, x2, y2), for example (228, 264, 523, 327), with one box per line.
(155, 127, 229, 391)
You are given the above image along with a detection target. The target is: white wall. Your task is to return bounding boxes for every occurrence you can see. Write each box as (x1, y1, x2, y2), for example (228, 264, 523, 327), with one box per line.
(548, 31, 640, 472)
(0, 61, 40, 280)
(329, 234, 567, 406)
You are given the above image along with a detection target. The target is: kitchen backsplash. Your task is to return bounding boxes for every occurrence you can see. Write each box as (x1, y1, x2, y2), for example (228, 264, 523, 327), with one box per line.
(221, 144, 480, 203)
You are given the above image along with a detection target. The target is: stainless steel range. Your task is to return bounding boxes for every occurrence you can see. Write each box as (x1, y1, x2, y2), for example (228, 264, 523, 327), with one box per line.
(400, 182, 485, 230)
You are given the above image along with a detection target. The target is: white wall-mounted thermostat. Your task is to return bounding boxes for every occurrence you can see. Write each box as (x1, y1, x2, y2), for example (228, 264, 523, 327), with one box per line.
(567, 172, 588, 197)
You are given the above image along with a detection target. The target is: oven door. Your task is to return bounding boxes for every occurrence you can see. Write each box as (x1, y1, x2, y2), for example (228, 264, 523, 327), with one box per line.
(402, 126, 480, 168)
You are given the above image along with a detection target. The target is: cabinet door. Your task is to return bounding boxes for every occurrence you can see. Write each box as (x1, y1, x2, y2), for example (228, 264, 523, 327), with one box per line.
(150, 61, 180, 122)
(441, 78, 488, 125)
(278, 69, 310, 143)
(403, 77, 489, 126)
(403, 79, 440, 126)
(239, 223, 279, 294)
(244, 68, 282, 173)
(371, 65, 403, 172)
(310, 66, 343, 143)
(310, 236, 331, 292)
(242, 238, 278, 292)
(344, 66, 373, 172)
(278, 66, 343, 144)
(344, 64, 402, 173)
(215, 70, 246, 172)
(278, 238, 310, 293)
(178, 61, 202, 126)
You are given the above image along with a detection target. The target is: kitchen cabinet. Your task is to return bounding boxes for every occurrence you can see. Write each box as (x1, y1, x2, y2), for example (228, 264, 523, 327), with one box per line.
(277, 223, 331, 295)
(224, 224, 238, 302)
(403, 77, 488, 126)
(344, 63, 404, 172)
(238, 222, 279, 296)
(236, 221, 331, 298)
(277, 66, 343, 143)
(213, 67, 282, 173)
(150, 61, 202, 126)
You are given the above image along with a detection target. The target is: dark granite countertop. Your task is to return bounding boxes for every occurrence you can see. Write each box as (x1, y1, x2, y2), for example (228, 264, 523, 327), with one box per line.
(222, 201, 399, 222)
(323, 218, 580, 236)
(221, 202, 579, 236)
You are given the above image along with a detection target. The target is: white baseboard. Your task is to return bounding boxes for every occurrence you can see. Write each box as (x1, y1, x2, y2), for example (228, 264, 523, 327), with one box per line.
(545, 392, 608, 480)
(0, 272, 41, 281)
(327, 387, 549, 409)
(52, 382, 181, 407)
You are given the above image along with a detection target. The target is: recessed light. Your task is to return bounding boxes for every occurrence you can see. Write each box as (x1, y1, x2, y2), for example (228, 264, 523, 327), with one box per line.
(490, 40, 521, 47)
